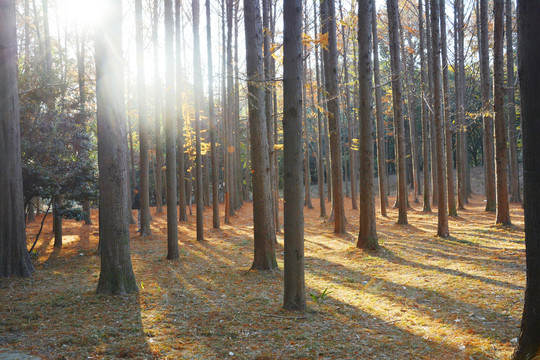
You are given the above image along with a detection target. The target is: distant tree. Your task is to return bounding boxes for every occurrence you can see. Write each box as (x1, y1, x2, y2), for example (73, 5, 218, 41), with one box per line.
(95, 0, 138, 295)
(506, 0, 520, 204)
(419, 0, 431, 213)
(153, 0, 164, 214)
(513, 2, 540, 358)
(372, 3, 388, 217)
(206, 0, 220, 229)
(430, 0, 449, 237)
(282, 0, 305, 311)
(455, 0, 467, 210)
(175, 0, 188, 222)
(192, 0, 204, 241)
(165, 0, 180, 255)
(321, 0, 346, 234)
(479, 0, 496, 212)
(0, 0, 35, 278)
(386, 0, 407, 225)
(314, 3, 326, 218)
(244, 0, 277, 270)
(493, 0, 511, 226)
(135, 0, 151, 236)
(357, 0, 377, 249)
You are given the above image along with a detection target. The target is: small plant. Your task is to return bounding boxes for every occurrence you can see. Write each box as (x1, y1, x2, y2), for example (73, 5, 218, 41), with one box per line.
(309, 287, 332, 305)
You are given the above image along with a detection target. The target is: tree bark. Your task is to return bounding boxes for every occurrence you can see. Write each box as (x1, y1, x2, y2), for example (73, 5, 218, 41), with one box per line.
(314, 4, 326, 218)
(282, 0, 305, 311)
(175, 0, 187, 222)
(244, 0, 277, 270)
(386, 0, 408, 225)
(506, 0, 520, 203)
(95, 0, 138, 294)
(165, 0, 180, 256)
(192, 0, 205, 241)
(480, 0, 496, 212)
(321, 0, 346, 234)
(419, 0, 432, 212)
(493, 0, 511, 225)
(440, 0, 457, 216)
(372, 4, 388, 216)
(455, 0, 467, 210)
(357, 0, 378, 249)
(513, 2, 540, 357)
(135, 0, 151, 235)
(430, 0, 449, 237)
(206, 0, 219, 229)
(153, 0, 164, 214)
(0, 0, 35, 278)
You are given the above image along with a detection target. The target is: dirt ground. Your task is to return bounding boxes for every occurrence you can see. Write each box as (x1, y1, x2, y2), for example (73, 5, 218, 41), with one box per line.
(0, 191, 525, 359)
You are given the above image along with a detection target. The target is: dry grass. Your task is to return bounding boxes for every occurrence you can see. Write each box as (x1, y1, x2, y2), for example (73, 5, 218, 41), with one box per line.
(0, 193, 525, 359)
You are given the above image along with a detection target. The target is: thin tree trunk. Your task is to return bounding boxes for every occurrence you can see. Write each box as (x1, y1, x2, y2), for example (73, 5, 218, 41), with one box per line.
(153, 0, 164, 214)
(455, 0, 467, 210)
(430, 0, 449, 237)
(314, 3, 326, 218)
(420, 0, 431, 212)
(165, 0, 179, 257)
(193, 0, 204, 241)
(440, 0, 457, 216)
(480, 0, 496, 212)
(506, 0, 520, 203)
(372, 4, 388, 216)
(206, 0, 220, 229)
(493, 0, 511, 225)
(302, 30, 313, 209)
(339, 0, 357, 210)
(282, 0, 305, 311)
(176, 0, 187, 222)
(426, 0, 438, 207)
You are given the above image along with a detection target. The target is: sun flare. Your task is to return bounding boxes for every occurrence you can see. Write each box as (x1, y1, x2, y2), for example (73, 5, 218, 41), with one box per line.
(63, 0, 105, 28)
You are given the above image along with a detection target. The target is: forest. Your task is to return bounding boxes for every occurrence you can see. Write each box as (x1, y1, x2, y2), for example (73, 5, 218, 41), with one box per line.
(1, 0, 540, 359)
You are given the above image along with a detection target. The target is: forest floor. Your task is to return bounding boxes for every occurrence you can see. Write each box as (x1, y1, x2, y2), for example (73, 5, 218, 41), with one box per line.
(0, 192, 525, 359)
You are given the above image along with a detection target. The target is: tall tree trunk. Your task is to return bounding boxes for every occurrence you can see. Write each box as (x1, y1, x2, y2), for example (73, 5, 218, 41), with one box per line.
(372, 4, 388, 216)
(426, 0, 438, 207)
(165, 0, 180, 256)
(386, 0, 408, 225)
(224, 0, 234, 221)
(271, 2, 280, 231)
(430, 0, 449, 237)
(176, 0, 187, 222)
(455, 0, 467, 210)
(513, 3, 540, 357)
(479, 0, 496, 212)
(339, 0, 357, 210)
(0, 0, 35, 278)
(420, 0, 432, 212)
(206, 0, 220, 229)
(153, 0, 164, 214)
(95, 0, 138, 294)
(314, 3, 326, 218)
(244, 0, 277, 270)
(493, 0, 511, 225)
(135, 0, 151, 235)
(440, 0, 457, 216)
(321, 0, 346, 234)
(506, 0, 520, 203)
(357, 0, 378, 249)
(282, 0, 305, 311)
(192, 0, 205, 241)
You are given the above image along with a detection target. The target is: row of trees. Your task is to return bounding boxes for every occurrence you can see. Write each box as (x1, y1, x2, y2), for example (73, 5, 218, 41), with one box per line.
(2, 0, 540, 357)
